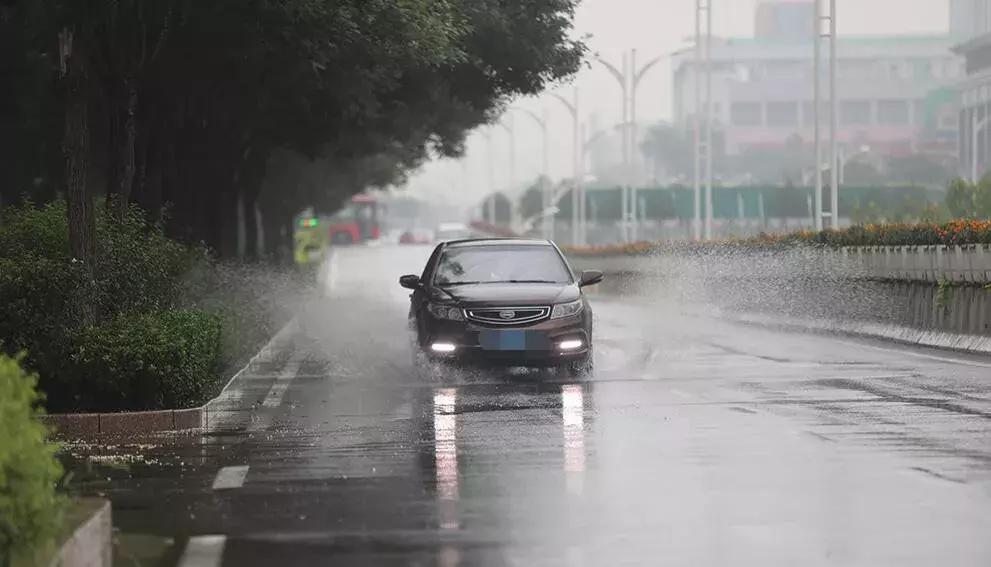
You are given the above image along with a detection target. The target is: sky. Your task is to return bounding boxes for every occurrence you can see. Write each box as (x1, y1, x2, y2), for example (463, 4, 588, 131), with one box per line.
(403, 0, 950, 211)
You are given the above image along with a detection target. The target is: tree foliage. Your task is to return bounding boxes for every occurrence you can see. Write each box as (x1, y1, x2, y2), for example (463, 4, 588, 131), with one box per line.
(1, 0, 585, 259)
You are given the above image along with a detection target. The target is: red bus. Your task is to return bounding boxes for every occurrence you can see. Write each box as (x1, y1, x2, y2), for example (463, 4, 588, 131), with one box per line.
(326, 194, 382, 244)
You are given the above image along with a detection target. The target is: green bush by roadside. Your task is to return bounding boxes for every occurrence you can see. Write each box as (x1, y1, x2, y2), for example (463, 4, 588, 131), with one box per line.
(0, 200, 294, 413)
(71, 309, 223, 412)
(0, 354, 63, 563)
(0, 200, 198, 408)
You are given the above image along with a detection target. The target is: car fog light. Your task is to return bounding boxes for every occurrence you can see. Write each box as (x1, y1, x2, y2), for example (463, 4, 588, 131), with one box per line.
(558, 339, 583, 351)
(431, 342, 457, 353)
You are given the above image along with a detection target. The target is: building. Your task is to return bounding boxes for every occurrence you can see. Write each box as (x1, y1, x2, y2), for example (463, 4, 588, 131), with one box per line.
(671, 0, 962, 162)
(952, 0, 991, 180)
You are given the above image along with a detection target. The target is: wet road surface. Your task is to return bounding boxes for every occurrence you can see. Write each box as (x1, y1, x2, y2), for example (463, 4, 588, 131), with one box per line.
(67, 245, 991, 566)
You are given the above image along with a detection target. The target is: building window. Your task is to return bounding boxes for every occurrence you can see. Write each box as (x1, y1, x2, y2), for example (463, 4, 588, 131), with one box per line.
(731, 102, 762, 126)
(841, 100, 872, 125)
(877, 100, 909, 125)
(766, 102, 798, 127)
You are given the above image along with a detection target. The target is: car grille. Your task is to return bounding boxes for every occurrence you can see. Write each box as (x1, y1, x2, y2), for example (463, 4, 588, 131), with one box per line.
(465, 306, 551, 326)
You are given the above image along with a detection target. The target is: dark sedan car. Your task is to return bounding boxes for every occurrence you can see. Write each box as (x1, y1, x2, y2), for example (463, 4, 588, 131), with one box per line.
(399, 238, 602, 376)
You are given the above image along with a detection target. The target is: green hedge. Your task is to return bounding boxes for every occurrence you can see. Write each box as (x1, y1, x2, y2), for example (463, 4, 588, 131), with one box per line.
(0, 355, 63, 562)
(566, 220, 991, 257)
(72, 309, 223, 412)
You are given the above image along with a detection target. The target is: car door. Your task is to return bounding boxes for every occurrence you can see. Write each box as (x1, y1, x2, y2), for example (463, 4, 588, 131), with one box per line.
(409, 244, 442, 345)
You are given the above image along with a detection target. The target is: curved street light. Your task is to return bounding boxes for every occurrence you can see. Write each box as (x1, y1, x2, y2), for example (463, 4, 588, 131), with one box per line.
(549, 89, 583, 246)
(595, 50, 666, 242)
(510, 106, 552, 239)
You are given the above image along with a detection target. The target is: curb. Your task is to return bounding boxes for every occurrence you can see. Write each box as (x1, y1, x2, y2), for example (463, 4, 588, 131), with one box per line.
(51, 499, 113, 567)
(41, 318, 299, 437)
(728, 311, 991, 355)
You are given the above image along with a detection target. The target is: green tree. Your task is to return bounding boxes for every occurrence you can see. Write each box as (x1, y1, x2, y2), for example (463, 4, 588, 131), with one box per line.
(0, 355, 63, 563)
(946, 178, 977, 218)
(4, 0, 585, 260)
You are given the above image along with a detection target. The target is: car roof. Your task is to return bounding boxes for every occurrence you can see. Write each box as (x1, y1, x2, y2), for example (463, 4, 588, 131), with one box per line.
(442, 238, 553, 248)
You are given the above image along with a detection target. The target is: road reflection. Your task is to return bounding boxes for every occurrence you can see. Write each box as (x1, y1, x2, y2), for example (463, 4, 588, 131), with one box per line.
(434, 388, 459, 524)
(562, 383, 586, 496)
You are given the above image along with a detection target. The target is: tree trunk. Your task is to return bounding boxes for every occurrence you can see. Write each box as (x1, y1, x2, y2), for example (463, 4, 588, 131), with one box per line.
(243, 188, 259, 261)
(112, 77, 138, 218)
(61, 38, 95, 267)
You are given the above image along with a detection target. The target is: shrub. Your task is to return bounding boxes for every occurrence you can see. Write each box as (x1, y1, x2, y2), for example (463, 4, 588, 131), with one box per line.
(0, 200, 206, 412)
(72, 309, 223, 412)
(0, 355, 63, 562)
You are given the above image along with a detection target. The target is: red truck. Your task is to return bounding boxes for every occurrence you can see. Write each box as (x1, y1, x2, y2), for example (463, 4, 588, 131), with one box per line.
(327, 194, 382, 244)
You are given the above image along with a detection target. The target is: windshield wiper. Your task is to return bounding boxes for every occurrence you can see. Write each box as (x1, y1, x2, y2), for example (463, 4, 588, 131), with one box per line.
(504, 279, 562, 284)
(437, 281, 485, 287)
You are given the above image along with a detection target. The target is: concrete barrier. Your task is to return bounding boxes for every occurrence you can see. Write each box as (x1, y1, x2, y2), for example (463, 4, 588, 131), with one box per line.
(840, 244, 991, 284)
(569, 246, 991, 347)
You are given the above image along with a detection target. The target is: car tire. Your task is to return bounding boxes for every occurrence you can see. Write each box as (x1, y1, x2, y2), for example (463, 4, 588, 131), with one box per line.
(562, 350, 593, 378)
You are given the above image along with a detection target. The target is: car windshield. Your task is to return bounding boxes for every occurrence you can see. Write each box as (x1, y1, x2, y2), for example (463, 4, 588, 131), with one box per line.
(433, 245, 572, 286)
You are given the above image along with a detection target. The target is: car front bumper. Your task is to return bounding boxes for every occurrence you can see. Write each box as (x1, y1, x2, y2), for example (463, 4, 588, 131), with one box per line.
(421, 315, 591, 367)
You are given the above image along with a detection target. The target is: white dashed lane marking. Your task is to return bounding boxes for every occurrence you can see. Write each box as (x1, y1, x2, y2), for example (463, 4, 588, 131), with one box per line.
(211, 465, 250, 491)
(178, 535, 226, 567)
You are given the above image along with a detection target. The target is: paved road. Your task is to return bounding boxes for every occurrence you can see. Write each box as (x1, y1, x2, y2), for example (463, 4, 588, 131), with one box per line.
(67, 245, 991, 566)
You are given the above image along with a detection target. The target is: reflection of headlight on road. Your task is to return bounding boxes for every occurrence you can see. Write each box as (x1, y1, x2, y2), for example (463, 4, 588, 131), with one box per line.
(551, 300, 583, 319)
(428, 303, 465, 321)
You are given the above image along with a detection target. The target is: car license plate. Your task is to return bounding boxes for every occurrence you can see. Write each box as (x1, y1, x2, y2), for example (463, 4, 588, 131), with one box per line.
(479, 330, 548, 351)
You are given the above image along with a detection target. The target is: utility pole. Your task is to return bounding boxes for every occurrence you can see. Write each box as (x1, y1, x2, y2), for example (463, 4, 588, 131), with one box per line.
(704, 0, 714, 241)
(694, 0, 713, 241)
(813, 0, 823, 231)
(814, 0, 838, 230)
(485, 130, 495, 224)
(828, 0, 838, 230)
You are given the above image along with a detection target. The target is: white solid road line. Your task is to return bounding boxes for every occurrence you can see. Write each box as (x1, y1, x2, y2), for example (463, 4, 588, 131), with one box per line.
(839, 338, 991, 369)
(211, 465, 250, 490)
(178, 535, 226, 567)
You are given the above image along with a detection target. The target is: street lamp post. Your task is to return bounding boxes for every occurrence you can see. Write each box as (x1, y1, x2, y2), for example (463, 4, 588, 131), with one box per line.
(511, 107, 552, 239)
(814, 0, 838, 230)
(694, 0, 713, 241)
(550, 89, 582, 246)
(485, 129, 495, 224)
(972, 112, 991, 184)
(595, 49, 666, 243)
(496, 117, 516, 230)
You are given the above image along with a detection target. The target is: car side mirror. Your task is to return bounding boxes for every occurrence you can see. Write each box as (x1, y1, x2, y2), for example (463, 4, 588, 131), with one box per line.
(579, 270, 604, 287)
(399, 275, 421, 290)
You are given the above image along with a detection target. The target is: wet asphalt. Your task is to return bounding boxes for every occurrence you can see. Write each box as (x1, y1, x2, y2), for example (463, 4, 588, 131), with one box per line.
(64, 245, 991, 566)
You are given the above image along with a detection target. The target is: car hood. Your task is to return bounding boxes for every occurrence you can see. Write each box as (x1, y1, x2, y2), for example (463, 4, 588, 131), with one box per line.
(438, 283, 579, 306)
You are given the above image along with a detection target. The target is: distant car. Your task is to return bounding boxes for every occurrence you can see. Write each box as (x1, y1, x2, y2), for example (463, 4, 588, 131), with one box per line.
(399, 229, 433, 244)
(399, 238, 602, 376)
(434, 222, 472, 243)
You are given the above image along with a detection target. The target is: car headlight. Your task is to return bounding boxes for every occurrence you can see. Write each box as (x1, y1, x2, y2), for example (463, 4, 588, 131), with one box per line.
(427, 303, 465, 321)
(550, 299, 583, 319)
